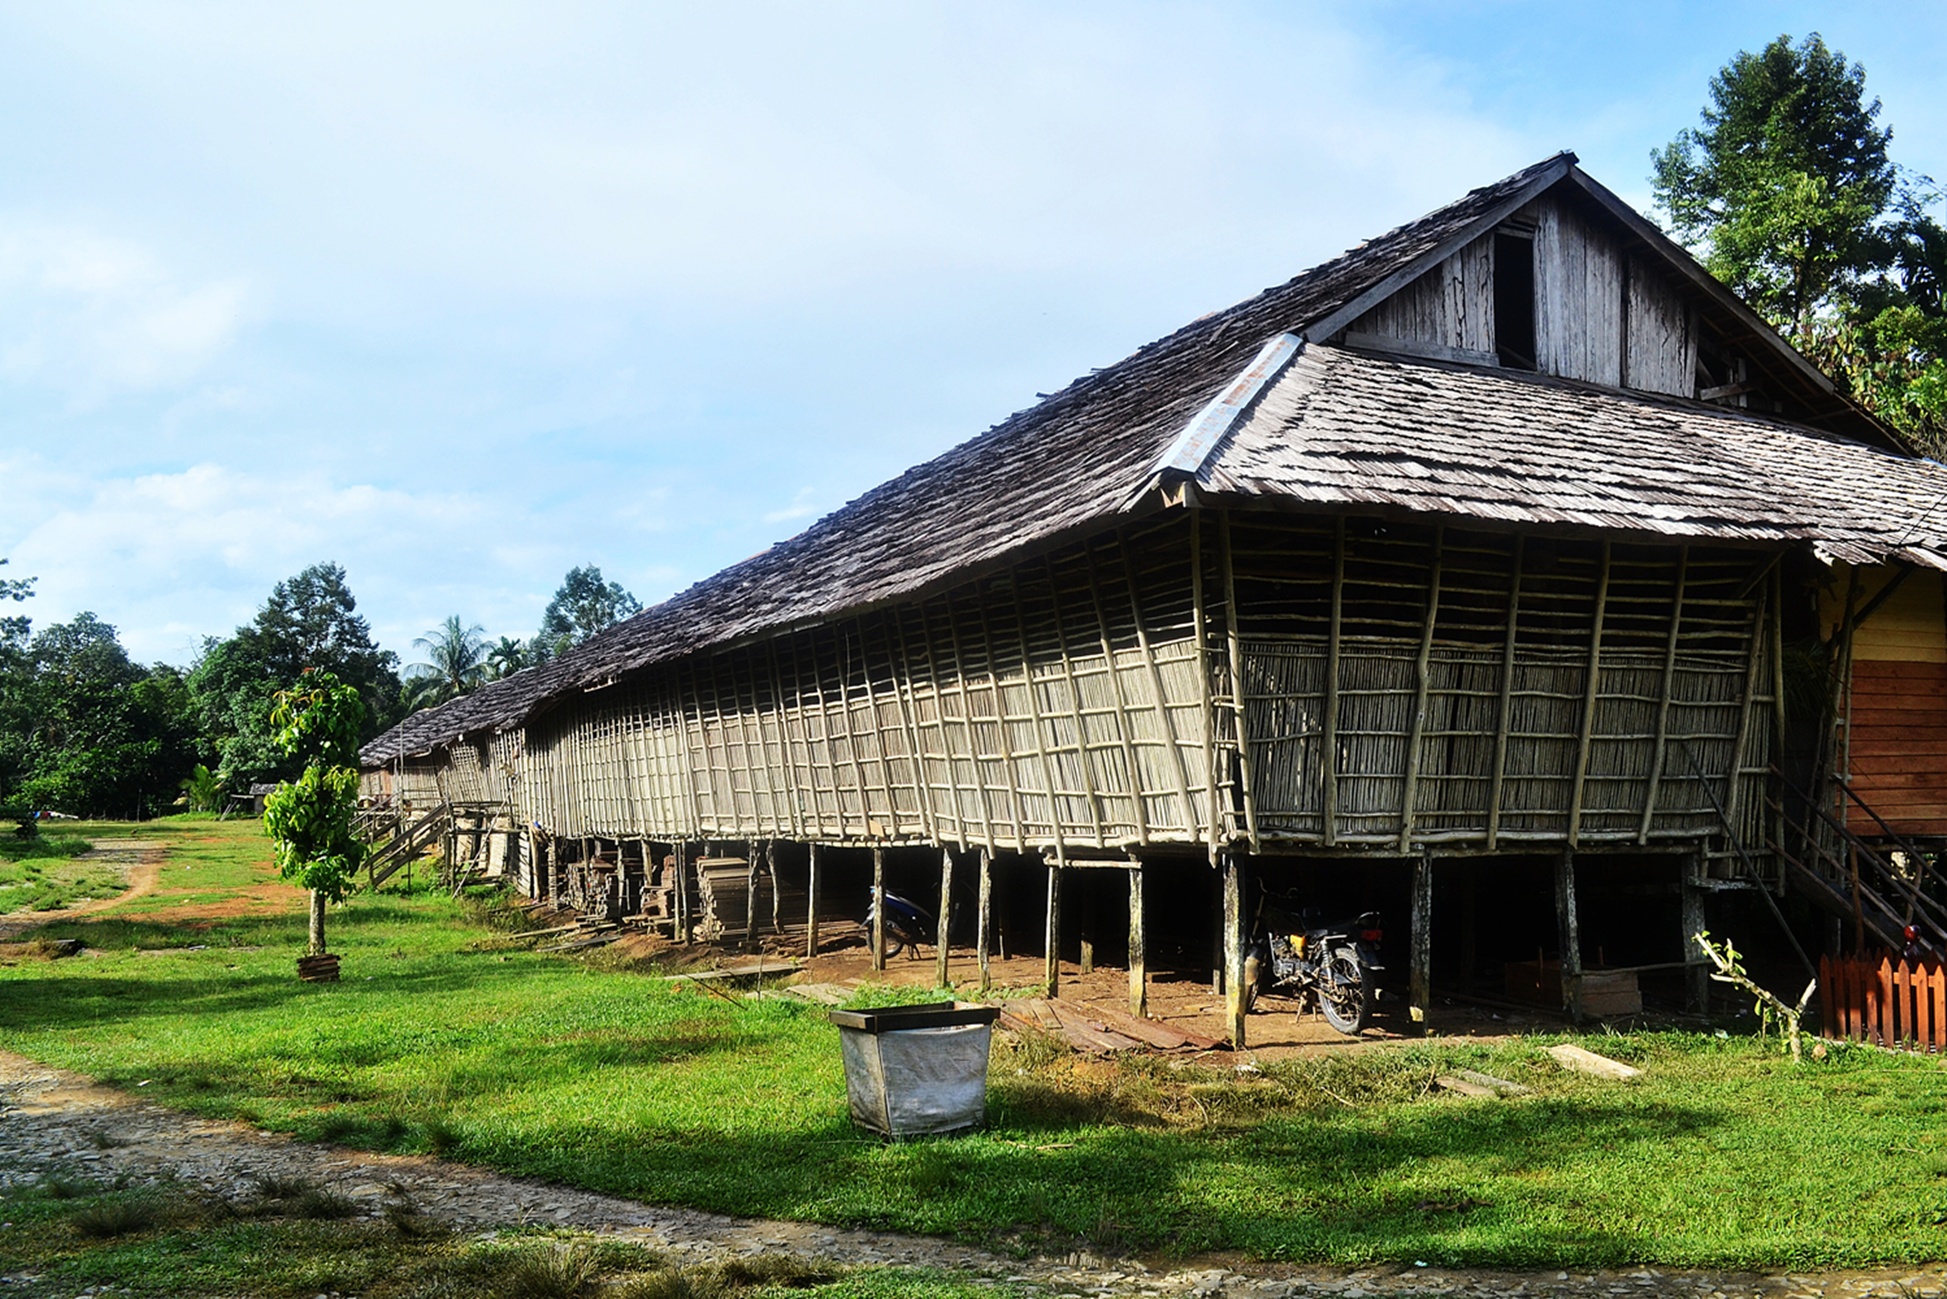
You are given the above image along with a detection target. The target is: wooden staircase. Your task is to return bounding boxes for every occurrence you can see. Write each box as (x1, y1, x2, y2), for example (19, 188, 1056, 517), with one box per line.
(1764, 766, 1947, 956)
(363, 804, 448, 887)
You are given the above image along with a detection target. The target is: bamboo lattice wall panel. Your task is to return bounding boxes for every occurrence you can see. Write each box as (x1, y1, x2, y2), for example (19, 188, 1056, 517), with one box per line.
(1225, 514, 1774, 849)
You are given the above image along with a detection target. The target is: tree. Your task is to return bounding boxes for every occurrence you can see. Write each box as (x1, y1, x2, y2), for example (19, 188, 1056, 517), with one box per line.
(534, 565, 641, 661)
(1655, 33, 1947, 451)
(486, 636, 530, 680)
(262, 670, 366, 957)
(405, 616, 488, 707)
(188, 563, 402, 789)
(1653, 33, 1898, 341)
(0, 614, 200, 817)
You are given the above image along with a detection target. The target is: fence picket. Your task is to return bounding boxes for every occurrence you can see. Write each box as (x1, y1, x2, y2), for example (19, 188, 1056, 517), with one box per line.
(1819, 954, 1947, 1053)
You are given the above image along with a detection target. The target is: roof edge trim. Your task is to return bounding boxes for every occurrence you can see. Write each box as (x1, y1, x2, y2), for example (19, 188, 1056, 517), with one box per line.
(1127, 333, 1305, 510)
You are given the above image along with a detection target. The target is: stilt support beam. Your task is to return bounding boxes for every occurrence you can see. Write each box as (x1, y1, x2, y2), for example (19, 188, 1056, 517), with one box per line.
(1128, 861, 1147, 1019)
(1682, 850, 1708, 1014)
(1222, 853, 1246, 1050)
(1410, 846, 1433, 1030)
(1556, 849, 1584, 1023)
(936, 847, 954, 989)
(871, 846, 886, 973)
(806, 843, 822, 958)
(1044, 859, 1061, 998)
(977, 850, 993, 994)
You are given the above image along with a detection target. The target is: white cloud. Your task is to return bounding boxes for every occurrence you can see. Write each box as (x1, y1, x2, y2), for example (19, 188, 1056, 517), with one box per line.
(0, 222, 247, 398)
(762, 487, 820, 526)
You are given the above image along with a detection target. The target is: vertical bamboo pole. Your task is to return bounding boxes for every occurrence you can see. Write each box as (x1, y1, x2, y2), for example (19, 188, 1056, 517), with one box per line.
(832, 627, 881, 839)
(744, 839, 760, 954)
(1222, 852, 1246, 1049)
(1397, 525, 1446, 852)
(1040, 557, 1108, 847)
(1082, 541, 1151, 846)
(1127, 861, 1147, 1018)
(1219, 510, 1261, 851)
(1726, 594, 1769, 854)
(1044, 858, 1062, 998)
(937, 596, 1000, 852)
(871, 845, 886, 973)
(1770, 565, 1789, 884)
(1487, 540, 1526, 851)
(977, 849, 993, 994)
(1323, 517, 1346, 847)
(1410, 846, 1432, 1029)
(764, 638, 808, 841)
(806, 842, 822, 958)
(936, 846, 954, 989)
(1556, 848, 1584, 1022)
(675, 841, 690, 944)
(883, 608, 942, 844)
(1003, 580, 1069, 865)
(1190, 514, 1221, 859)
(1567, 541, 1614, 847)
(1637, 546, 1691, 843)
(960, 596, 1030, 851)
(1119, 531, 1197, 839)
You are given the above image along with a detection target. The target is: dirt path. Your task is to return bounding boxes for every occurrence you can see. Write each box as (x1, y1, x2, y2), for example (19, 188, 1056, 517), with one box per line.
(0, 845, 165, 941)
(2, 1051, 1942, 1299)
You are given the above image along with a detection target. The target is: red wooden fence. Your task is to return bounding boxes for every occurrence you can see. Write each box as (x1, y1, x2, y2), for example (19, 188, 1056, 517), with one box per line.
(1820, 953, 1947, 1052)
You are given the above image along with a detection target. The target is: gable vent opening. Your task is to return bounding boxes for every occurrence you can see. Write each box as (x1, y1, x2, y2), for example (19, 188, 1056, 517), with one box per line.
(1494, 229, 1537, 370)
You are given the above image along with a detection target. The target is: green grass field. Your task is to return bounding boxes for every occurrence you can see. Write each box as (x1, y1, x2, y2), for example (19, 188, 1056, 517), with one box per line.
(3, 818, 1946, 1273)
(0, 822, 120, 911)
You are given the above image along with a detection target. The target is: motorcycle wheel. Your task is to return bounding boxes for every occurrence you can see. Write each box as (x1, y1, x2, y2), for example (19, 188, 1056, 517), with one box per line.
(1318, 949, 1372, 1035)
(857, 920, 908, 960)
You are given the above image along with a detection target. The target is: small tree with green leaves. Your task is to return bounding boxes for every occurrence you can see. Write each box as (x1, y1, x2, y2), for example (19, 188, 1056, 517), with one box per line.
(263, 671, 366, 957)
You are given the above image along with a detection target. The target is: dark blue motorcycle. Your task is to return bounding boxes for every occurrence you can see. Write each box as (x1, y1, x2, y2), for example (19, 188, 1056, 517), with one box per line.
(861, 891, 933, 959)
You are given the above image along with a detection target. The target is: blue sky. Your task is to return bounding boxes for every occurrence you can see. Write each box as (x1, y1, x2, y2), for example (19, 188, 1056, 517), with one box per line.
(3, 2, 1945, 668)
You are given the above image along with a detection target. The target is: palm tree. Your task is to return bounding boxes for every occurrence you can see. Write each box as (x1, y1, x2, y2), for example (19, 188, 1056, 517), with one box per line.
(486, 636, 529, 680)
(406, 616, 488, 708)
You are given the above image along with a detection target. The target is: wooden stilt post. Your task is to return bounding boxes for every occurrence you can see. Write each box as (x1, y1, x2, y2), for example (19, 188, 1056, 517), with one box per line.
(1044, 857, 1061, 998)
(1556, 848, 1584, 1023)
(1212, 869, 1226, 996)
(676, 843, 691, 944)
(1410, 846, 1433, 1030)
(977, 849, 993, 994)
(1128, 860, 1147, 1019)
(1223, 852, 1246, 1049)
(1682, 849, 1708, 1013)
(745, 840, 760, 954)
(806, 843, 822, 958)
(871, 845, 886, 973)
(1079, 871, 1095, 975)
(936, 846, 954, 989)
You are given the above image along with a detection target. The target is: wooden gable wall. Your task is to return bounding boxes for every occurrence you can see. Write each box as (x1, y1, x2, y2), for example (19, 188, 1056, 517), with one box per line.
(1344, 192, 1698, 400)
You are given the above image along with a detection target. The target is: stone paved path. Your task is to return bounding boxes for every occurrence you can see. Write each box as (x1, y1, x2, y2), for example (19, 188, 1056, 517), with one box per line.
(2, 1049, 1942, 1298)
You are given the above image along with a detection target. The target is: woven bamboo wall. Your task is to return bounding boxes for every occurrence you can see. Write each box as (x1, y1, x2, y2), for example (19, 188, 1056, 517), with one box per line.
(1223, 514, 1776, 850)
(516, 517, 1212, 851)
(397, 510, 1774, 859)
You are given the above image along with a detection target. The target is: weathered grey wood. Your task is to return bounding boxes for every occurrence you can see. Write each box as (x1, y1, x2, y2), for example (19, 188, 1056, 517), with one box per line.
(1118, 530, 1198, 836)
(1128, 861, 1147, 1019)
(871, 845, 886, 973)
(1410, 846, 1432, 1028)
(1638, 546, 1691, 843)
(1044, 860, 1062, 998)
(1556, 849, 1583, 1022)
(806, 842, 822, 957)
(1222, 853, 1246, 1049)
(1398, 525, 1446, 851)
(977, 848, 993, 994)
(1341, 330, 1500, 368)
(1041, 555, 1109, 846)
(1546, 1042, 1640, 1079)
(1566, 541, 1613, 846)
(1725, 595, 1769, 849)
(936, 846, 954, 989)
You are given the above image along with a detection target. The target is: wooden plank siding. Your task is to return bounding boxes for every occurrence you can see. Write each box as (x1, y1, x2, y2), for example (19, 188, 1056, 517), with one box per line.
(1824, 566, 1947, 837)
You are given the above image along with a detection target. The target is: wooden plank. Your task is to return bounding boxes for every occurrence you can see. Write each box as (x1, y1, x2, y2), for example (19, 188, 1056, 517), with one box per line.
(1545, 1043, 1641, 1080)
(1128, 862, 1147, 1020)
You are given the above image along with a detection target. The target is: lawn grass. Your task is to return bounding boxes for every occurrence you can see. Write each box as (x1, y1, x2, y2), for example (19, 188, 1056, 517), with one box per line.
(3, 818, 1946, 1270)
(0, 823, 121, 911)
(0, 1173, 1011, 1298)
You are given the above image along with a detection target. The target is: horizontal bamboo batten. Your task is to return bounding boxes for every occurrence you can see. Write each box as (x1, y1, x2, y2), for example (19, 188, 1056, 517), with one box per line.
(377, 509, 1773, 862)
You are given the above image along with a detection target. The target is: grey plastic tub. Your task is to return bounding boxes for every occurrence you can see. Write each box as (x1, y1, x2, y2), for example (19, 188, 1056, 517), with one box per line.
(828, 1002, 1001, 1138)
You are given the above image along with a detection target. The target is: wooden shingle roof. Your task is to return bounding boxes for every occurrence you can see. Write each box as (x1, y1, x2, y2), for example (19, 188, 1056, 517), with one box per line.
(362, 154, 1945, 765)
